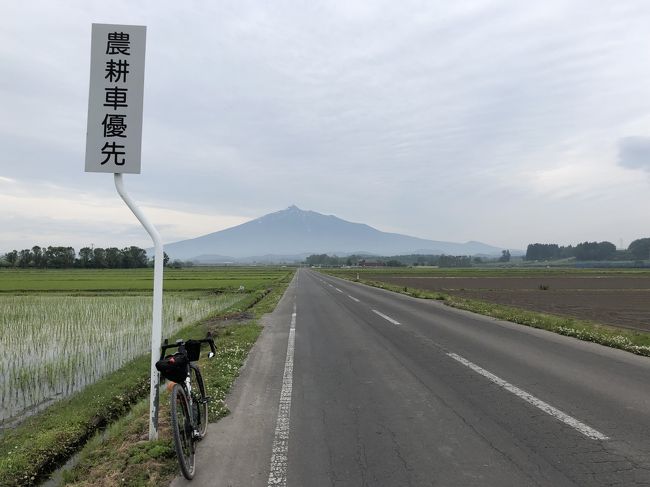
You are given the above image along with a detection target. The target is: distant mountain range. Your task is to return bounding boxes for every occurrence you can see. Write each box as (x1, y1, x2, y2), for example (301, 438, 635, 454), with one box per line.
(163, 206, 508, 263)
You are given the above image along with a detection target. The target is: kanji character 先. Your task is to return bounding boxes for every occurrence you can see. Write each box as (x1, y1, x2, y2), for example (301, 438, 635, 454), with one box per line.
(100, 142, 126, 165)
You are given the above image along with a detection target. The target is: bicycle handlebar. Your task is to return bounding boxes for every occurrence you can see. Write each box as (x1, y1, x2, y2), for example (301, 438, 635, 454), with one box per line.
(160, 333, 216, 360)
(205, 333, 217, 358)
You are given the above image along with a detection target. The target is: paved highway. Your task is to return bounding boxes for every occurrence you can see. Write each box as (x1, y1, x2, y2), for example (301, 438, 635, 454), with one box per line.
(175, 268, 650, 486)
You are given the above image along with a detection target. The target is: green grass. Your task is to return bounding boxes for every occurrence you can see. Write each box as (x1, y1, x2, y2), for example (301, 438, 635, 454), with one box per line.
(59, 323, 263, 486)
(444, 295, 650, 355)
(0, 348, 152, 486)
(60, 399, 178, 486)
(323, 270, 650, 357)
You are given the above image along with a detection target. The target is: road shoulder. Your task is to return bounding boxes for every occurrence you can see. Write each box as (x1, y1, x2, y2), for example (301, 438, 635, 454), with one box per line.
(172, 274, 297, 487)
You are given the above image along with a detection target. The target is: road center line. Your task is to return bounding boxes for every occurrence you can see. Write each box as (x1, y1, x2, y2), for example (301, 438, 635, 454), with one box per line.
(348, 295, 360, 302)
(267, 304, 297, 486)
(447, 352, 609, 441)
(372, 309, 401, 325)
(334, 287, 343, 293)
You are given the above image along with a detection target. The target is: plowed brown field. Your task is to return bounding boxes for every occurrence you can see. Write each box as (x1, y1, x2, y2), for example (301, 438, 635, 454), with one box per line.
(375, 275, 650, 332)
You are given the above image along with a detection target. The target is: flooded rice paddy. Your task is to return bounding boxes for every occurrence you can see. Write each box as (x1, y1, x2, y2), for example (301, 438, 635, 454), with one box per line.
(0, 293, 243, 425)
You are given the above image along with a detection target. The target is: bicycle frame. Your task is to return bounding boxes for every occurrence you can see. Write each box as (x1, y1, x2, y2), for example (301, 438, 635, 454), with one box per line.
(160, 335, 215, 439)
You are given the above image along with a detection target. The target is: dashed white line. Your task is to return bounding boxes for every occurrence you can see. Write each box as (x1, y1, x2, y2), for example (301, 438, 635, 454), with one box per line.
(348, 295, 360, 302)
(447, 352, 609, 441)
(372, 309, 401, 325)
(334, 287, 343, 293)
(267, 304, 297, 486)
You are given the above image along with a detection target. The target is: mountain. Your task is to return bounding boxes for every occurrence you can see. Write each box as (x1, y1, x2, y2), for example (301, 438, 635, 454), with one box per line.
(163, 206, 506, 263)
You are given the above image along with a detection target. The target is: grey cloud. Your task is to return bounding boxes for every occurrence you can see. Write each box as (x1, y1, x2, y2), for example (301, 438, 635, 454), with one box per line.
(619, 137, 650, 171)
(3, 1, 650, 250)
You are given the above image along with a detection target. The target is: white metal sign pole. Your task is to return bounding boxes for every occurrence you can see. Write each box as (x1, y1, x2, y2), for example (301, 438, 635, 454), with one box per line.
(85, 24, 163, 440)
(114, 173, 163, 440)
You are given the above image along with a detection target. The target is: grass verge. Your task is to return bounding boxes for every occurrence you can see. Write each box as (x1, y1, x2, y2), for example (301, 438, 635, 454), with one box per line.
(327, 274, 650, 357)
(58, 275, 293, 485)
(0, 279, 291, 487)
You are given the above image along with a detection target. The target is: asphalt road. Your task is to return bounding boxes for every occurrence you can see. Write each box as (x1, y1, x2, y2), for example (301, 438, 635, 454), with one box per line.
(174, 268, 650, 487)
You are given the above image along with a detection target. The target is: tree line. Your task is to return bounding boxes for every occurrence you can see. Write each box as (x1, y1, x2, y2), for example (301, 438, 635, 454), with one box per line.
(1, 245, 171, 269)
(305, 253, 476, 268)
(526, 238, 650, 261)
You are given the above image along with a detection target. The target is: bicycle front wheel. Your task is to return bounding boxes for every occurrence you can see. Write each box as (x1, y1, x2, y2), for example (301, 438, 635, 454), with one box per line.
(170, 383, 195, 479)
(190, 363, 208, 439)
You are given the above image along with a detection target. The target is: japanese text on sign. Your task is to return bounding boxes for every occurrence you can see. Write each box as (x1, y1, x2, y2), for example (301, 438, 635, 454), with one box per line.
(85, 24, 146, 174)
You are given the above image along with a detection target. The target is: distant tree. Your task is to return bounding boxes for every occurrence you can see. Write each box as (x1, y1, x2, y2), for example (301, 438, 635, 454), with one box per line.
(151, 251, 170, 267)
(574, 241, 616, 261)
(526, 243, 560, 261)
(559, 245, 575, 259)
(121, 246, 148, 268)
(5, 250, 18, 267)
(438, 255, 472, 267)
(78, 247, 93, 268)
(499, 250, 511, 262)
(44, 246, 75, 268)
(305, 254, 341, 266)
(18, 249, 32, 268)
(628, 238, 650, 261)
(386, 260, 404, 267)
(92, 247, 107, 268)
(2, 244, 156, 269)
(31, 246, 43, 268)
(105, 247, 122, 268)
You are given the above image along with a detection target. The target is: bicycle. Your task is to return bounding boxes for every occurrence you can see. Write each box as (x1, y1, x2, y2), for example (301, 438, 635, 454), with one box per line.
(156, 333, 217, 479)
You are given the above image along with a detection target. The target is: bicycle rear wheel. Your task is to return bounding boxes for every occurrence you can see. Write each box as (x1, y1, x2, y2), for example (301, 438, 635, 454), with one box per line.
(190, 363, 208, 439)
(170, 383, 195, 479)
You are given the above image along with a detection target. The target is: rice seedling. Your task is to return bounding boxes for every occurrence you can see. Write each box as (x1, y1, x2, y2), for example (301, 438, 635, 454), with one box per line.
(0, 293, 243, 425)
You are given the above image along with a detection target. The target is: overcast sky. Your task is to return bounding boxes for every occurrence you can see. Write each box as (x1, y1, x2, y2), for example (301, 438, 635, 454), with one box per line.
(2, 0, 650, 252)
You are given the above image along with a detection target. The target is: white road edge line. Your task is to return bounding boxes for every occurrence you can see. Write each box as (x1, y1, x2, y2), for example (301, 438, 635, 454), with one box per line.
(267, 304, 297, 486)
(348, 295, 360, 302)
(447, 352, 609, 441)
(372, 309, 401, 325)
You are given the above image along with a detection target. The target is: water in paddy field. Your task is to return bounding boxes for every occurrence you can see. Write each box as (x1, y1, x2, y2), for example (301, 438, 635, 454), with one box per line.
(0, 293, 243, 428)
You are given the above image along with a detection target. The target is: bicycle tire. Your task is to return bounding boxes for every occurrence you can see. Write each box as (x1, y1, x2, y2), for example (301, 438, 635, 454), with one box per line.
(170, 383, 195, 479)
(190, 363, 208, 439)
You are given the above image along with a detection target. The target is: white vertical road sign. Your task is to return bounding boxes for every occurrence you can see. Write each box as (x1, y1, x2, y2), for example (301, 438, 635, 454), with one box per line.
(84, 23, 163, 441)
(85, 23, 146, 174)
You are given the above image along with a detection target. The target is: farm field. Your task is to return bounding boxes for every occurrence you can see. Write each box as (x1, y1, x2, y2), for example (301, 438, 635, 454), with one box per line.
(0, 266, 287, 293)
(0, 266, 293, 427)
(327, 268, 650, 333)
